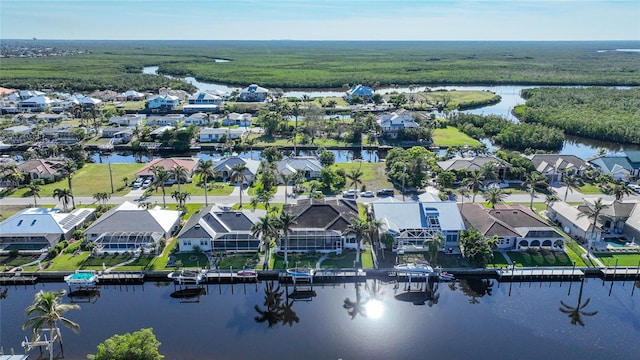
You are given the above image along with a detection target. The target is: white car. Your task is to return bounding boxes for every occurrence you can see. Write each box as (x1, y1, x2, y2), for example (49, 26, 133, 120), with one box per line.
(629, 184, 640, 194)
(142, 178, 153, 189)
(360, 190, 375, 197)
(342, 189, 358, 197)
(133, 178, 144, 188)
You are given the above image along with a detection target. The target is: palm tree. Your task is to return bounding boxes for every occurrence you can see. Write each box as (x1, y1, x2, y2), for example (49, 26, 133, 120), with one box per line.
(367, 219, 384, 258)
(346, 217, 369, 268)
(53, 188, 73, 211)
(150, 166, 170, 208)
(343, 282, 368, 320)
(172, 190, 190, 208)
(523, 171, 548, 209)
(277, 210, 296, 267)
(545, 193, 561, 207)
(254, 281, 284, 328)
(426, 233, 445, 265)
(457, 187, 469, 209)
(345, 167, 363, 199)
(170, 165, 188, 192)
(28, 179, 43, 207)
(60, 159, 77, 209)
(561, 173, 583, 201)
(194, 159, 216, 206)
(479, 161, 498, 185)
(22, 290, 80, 360)
(231, 163, 249, 208)
(252, 214, 277, 270)
(578, 197, 610, 258)
(610, 181, 635, 201)
(559, 278, 598, 327)
(464, 171, 484, 203)
(485, 187, 507, 208)
(280, 172, 294, 204)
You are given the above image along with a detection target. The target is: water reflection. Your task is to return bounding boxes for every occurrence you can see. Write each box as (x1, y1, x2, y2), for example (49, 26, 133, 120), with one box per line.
(394, 279, 440, 306)
(67, 288, 101, 304)
(560, 278, 598, 327)
(254, 281, 300, 328)
(0, 287, 7, 299)
(449, 278, 494, 304)
(343, 282, 368, 319)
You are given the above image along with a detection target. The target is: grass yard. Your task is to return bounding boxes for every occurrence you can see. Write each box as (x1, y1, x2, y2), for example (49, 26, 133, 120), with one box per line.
(507, 250, 575, 267)
(596, 253, 640, 267)
(217, 253, 260, 270)
(331, 162, 395, 192)
(579, 182, 604, 195)
(171, 252, 210, 269)
(487, 252, 510, 268)
(431, 126, 481, 147)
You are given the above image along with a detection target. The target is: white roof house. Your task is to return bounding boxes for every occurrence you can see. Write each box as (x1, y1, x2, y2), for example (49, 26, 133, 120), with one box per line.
(239, 84, 269, 102)
(18, 96, 56, 112)
(214, 156, 260, 184)
(277, 156, 323, 181)
(0, 207, 96, 250)
(199, 127, 247, 142)
(376, 112, 419, 138)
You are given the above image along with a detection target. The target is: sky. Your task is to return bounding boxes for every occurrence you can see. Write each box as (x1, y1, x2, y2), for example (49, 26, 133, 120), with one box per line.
(1, 0, 639, 41)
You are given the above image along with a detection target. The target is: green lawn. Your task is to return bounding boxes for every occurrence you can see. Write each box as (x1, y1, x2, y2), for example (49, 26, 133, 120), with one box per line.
(331, 162, 395, 192)
(272, 253, 321, 270)
(431, 126, 481, 147)
(487, 252, 510, 268)
(254, 135, 346, 147)
(596, 253, 640, 267)
(507, 250, 575, 267)
(217, 253, 259, 270)
(579, 183, 604, 195)
(151, 181, 234, 198)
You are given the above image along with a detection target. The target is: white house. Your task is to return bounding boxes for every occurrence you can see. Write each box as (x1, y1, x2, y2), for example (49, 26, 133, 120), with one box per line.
(527, 154, 591, 183)
(146, 94, 180, 110)
(239, 84, 269, 102)
(116, 90, 145, 101)
(221, 112, 253, 127)
(589, 151, 640, 180)
(199, 127, 247, 143)
(184, 112, 215, 126)
(18, 96, 56, 112)
(377, 112, 419, 139)
(146, 115, 185, 126)
(182, 92, 222, 113)
(214, 156, 260, 184)
(277, 156, 323, 181)
(109, 114, 146, 127)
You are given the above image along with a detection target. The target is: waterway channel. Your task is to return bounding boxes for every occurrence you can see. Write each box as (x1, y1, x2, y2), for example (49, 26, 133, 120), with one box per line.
(1, 278, 638, 359)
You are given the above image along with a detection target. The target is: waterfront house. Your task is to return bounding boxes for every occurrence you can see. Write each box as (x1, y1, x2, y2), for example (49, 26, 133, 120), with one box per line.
(145, 115, 185, 127)
(527, 154, 590, 183)
(547, 198, 638, 246)
(84, 201, 180, 254)
(213, 156, 260, 184)
(282, 198, 360, 254)
(42, 126, 84, 144)
(345, 84, 374, 102)
(183, 92, 222, 113)
(437, 155, 511, 180)
(372, 201, 465, 253)
(177, 206, 266, 253)
(115, 90, 145, 101)
(0, 207, 95, 252)
(239, 84, 269, 102)
(276, 156, 323, 182)
(588, 151, 640, 180)
(1, 124, 33, 144)
(184, 112, 214, 126)
(459, 203, 565, 250)
(376, 112, 419, 139)
(199, 127, 246, 143)
(146, 94, 180, 110)
(135, 157, 198, 183)
(109, 114, 146, 127)
(18, 158, 66, 181)
(100, 127, 132, 144)
(221, 112, 253, 127)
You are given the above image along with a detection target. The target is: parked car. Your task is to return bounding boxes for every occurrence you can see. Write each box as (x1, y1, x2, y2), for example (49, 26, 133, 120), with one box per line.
(376, 189, 395, 196)
(360, 190, 375, 197)
(342, 189, 358, 197)
(142, 178, 153, 189)
(133, 178, 144, 188)
(629, 184, 640, 194)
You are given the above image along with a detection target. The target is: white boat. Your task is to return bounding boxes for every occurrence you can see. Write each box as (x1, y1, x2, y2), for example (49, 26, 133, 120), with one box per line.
(286, 267, 315, 278)
(438, 271, 455, 281)
(394, 263, 434, 274)
(64, 270, 98, 286)
(167, 269, 207, 284)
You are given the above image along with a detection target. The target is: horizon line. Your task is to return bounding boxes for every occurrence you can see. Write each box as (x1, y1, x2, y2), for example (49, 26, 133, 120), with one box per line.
(2, 38, 639, 42)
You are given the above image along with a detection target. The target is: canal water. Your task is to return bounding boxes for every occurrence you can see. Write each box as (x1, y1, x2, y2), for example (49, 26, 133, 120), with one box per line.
(1, 278, 638, 359)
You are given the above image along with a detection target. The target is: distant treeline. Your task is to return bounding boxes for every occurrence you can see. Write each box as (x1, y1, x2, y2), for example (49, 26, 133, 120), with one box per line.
(516, 87, 640, 145)
(1, 40, 639, 92)
(449, 113, 565, 151)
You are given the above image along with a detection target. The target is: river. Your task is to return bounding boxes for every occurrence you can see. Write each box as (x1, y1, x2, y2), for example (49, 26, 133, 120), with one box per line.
(143, 66, 639, 159)
(1, 278, 638, 359)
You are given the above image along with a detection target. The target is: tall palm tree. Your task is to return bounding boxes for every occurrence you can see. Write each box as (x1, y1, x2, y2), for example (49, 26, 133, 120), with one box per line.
(277, 210, 296, 267)
(610, 181, 635, 201)
(367, 219, 384, 258)
(578, 197, 610, 257)
(170, 165, 188, 192)
(485, 187, 507, 208)
(346, 217, 369, 268)
(252, 214, 277, 270)
(280, 172, 294, 204)
(345, 167, 363, 199)
(231, 163, 249, 208)
(523, 171, 548, 209)
(559, 278, 598, 327)
(545, 193, 561, 207)
(457, 187, 469, 209)
(464, 170, 484, 203)
(426, 233, 445, 265)
(52, 188, 73, 211)
(60, 159, 77, 209)
(22, 290, 80, 360)
(479, 161, 498, 185)
(28, 179, 43, 207)
(172, 190, 190, 208)
(150, 166, 170, 208)
(561, 173, 583, 201)
(194, 159, 217, 207)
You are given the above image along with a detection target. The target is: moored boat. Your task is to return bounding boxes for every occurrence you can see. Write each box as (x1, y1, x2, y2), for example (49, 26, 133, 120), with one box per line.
(167, 269, 207, 284)
(286, 267, 315, 278)
(237, 269, 257, 277)
(394, 263, 434, 274)
(64, 270, 98, 287)
(438, 271, 455, 281)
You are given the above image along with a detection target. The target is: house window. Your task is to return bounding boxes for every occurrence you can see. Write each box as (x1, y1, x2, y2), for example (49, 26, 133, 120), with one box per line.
(200, 240, 208, 246)
(183, 240, 192, 246)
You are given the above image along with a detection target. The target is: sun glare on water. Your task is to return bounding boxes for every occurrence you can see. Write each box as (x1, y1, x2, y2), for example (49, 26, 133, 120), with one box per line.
(365, 299, 384, 320)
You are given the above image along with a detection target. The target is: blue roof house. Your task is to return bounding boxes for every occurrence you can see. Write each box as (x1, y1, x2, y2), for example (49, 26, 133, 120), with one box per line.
(345, 84, 374, 102)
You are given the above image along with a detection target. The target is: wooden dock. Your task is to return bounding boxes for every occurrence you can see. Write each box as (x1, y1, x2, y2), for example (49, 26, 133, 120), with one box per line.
(498, 268, 584, 281)
(205, 272, 258, 283)
(97, 272, 145, 284)
(0, 274, 37, 285)
(600, 267, 640, 279)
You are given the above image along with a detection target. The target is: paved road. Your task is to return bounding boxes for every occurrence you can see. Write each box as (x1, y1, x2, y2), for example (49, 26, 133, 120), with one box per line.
(1, 184, 636, 208)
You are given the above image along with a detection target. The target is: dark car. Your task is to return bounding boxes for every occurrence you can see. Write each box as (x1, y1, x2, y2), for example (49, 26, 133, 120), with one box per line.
(376, 189, 395, 196)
